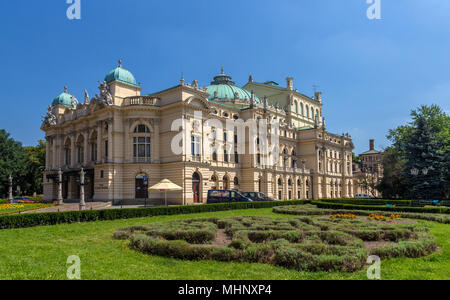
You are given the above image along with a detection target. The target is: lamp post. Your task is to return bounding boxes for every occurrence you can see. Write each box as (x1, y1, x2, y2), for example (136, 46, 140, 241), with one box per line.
(79, 168, 86, 211)
(57, 169, 63, 205)
(8, 175, 13, 204)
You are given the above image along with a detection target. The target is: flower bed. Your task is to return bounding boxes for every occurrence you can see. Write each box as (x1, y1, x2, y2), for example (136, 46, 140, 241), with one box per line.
(272, 205, 450, 224)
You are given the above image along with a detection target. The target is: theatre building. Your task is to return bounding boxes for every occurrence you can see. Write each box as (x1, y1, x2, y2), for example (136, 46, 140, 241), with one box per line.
(42, 61, 355, 205)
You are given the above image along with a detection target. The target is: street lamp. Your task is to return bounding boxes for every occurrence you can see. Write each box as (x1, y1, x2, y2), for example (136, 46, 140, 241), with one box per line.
(57, 169, 63, 205)
(79, 168, 86, 211)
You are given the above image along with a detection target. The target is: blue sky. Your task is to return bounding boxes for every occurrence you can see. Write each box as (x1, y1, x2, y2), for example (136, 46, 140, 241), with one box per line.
(0, 0, 449, 154)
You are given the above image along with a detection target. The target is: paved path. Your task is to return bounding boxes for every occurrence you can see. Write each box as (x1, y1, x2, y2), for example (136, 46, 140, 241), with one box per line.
(23, 202, 113, 214)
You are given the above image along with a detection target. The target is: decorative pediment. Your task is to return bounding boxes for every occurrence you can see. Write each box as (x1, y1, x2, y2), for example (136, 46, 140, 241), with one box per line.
(186, 96, 210, 110)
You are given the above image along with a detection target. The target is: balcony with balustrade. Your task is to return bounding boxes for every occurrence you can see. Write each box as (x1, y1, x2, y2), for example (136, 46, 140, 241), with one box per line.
(122, 96, 160, 107)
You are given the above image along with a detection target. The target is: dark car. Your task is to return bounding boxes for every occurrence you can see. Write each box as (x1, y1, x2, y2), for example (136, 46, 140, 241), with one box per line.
(207, 190, 253, 204)
(242, 192, 277, 202)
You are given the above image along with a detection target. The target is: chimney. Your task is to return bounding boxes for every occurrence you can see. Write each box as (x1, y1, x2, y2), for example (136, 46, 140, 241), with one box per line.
(315, 92, 322, 103)
(370, 139, 375, 151)
(286, 77, 294, 91)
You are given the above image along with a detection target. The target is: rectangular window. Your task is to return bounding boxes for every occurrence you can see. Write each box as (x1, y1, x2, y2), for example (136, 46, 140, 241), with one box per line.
(191, 136, 200, 157)
(224, 150, 228, 163)
(134, 137, 151, 159)
(235, 152, 239, 164)
(104, 140, 108, 159)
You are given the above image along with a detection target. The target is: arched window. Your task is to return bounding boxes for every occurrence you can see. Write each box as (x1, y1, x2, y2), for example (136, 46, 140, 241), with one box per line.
(192, 172, 201, 203)
(64, 138, 71, 166)
(234, 177, 239, 187)
(89, 131, 98, 162)
(288, 179, 292, 186)
(316, 109, 320, 119)
(293, 101, 298, 114)
(134, 124, 150, 133)
(133, 124, 151, 162)
(300, 103, 304, 116)
(278, 178, 282, 186)
(306, 105, 309, 118)
(211, 175, 218, 189)
(76, 135, 84, 164)
(212, 149, 217, 162)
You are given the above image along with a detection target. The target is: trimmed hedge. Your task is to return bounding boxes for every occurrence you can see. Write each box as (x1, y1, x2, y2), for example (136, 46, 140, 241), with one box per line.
(313, 200, 450, 214)
(0, 200, 309, 230)
(319, 198, 414, 206)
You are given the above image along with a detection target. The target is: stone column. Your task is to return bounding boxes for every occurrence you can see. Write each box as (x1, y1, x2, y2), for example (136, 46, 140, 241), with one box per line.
(52, 137, 57, 169)
(45, 137, 51, 169)
(8, 175, 13, 203)
(83, 131, 89, 164)
(97, 122, 102, 163)
(57, 169, 63, 205)
(70, 135, 76, 167)
(79, 168, 86, 210)
(107, 120, 113, 162)
(153, 119, 161, 163)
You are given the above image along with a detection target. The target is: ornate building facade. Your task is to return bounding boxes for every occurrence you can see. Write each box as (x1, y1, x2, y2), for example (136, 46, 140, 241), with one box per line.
(42, 61, 356, 204)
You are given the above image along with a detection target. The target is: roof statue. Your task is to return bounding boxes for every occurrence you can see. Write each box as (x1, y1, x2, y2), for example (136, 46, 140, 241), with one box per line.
(95, 81, 113, 106)
(42, 106, 57, 126)
(84, 89, 90, 104)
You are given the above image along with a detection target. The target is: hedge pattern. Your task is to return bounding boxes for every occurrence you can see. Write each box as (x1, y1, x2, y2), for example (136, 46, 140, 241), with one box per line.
(273, 205, 450, 224)
(313, 200, 450, 214)
(0, 200, 309, 230)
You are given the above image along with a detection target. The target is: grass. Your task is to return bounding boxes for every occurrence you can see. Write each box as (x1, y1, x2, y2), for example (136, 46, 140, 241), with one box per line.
(0, 203, 53, 216)
(0, 208, 449, 280)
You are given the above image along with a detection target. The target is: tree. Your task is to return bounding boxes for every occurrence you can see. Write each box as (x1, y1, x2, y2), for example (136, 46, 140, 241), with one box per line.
(401, 116, 446, 199)
(382, 104, 449, 199)
(0, 130, 29, 197)
(378, 147, 406, 199)
(357, 172, 380, 197)
(23, 140, 46, 195)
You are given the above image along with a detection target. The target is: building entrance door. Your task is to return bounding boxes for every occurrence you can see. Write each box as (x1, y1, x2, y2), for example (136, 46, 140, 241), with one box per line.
(192, 172, 201, 203)
(135, 174, 148, 199)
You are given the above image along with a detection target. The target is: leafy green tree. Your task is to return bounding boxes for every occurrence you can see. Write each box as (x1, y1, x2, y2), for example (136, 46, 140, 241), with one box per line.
(0, 130, 29, 197)
(23, 140, 46, 195)
(378, 147, 406, 198)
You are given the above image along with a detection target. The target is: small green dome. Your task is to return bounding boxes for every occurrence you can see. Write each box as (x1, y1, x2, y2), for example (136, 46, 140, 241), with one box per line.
(206, 69, 260, 103)
(105, 60, 139, 87)
(52, 87, 77, 107)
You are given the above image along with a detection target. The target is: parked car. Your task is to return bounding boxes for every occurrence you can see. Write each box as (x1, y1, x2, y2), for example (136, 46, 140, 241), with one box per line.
(207, 190, 253, 204)
(355, 193, 376, 199)
(242, 192, 277, 202)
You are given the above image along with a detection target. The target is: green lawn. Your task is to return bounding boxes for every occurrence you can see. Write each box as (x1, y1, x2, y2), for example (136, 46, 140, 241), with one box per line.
(0, 208, 448, 280)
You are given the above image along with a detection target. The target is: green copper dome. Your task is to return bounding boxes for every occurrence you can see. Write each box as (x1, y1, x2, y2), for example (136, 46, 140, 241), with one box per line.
(52, 87, 77, 107)
(105, 60, 139, 87)
(207, 69, 260, 103)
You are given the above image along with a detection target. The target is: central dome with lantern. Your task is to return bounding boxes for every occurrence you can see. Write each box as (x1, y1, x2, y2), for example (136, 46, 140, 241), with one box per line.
(206, 68, 261, 104)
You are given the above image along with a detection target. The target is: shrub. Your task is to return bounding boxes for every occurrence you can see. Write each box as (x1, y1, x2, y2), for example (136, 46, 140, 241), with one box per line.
(313, 200, 450, 214)
(273, 204, 450, 223)
(115, 215, 436, 273)
(0, 200, 309, 230)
